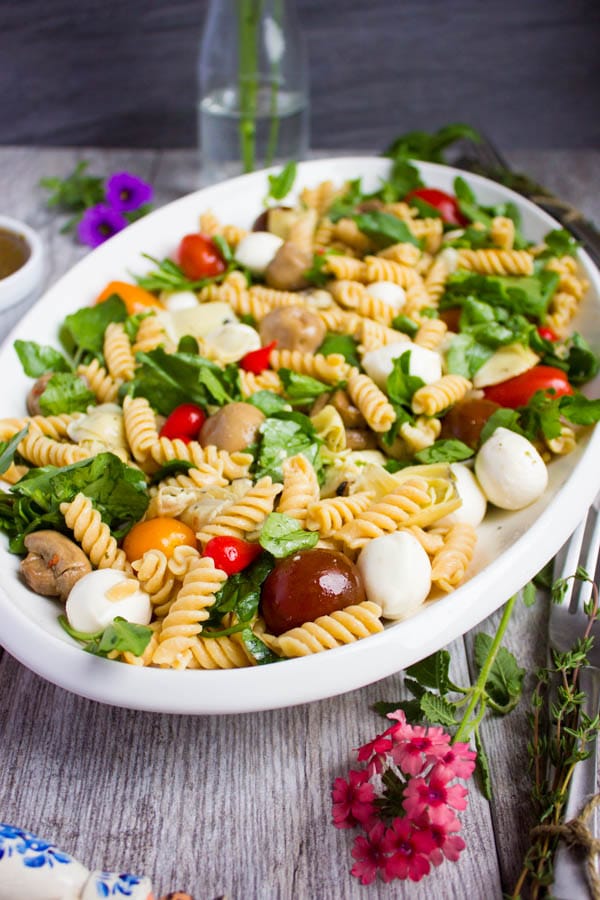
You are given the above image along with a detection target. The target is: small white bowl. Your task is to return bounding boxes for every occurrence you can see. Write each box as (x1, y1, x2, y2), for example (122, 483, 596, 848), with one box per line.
(0, 215, 45, 328)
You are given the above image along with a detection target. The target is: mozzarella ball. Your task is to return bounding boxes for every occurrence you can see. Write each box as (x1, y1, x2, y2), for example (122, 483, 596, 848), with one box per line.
(438, 247, 459, 273)
(234, 232, 284, 275)
(437, 463, 487, 527)
(362, 341, 443, 390)
(204, 322, 261, 363)
(365, 280, 406, 310)
(160, 290, 199, 313)
(357, 531, 432, 620)
(66, 569, 151, 634)
(474, 427, 548, 510)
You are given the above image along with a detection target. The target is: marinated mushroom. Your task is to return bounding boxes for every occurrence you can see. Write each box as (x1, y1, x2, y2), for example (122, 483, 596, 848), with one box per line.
(259, 305, 326, 354)
(345, 429, 378, 451)
(265, 241, 313, 292)
(26, 372, 55, 416)
(20, 530, 92, 602)
(330, 389, 366, 429)
(199, 402, 265, 453)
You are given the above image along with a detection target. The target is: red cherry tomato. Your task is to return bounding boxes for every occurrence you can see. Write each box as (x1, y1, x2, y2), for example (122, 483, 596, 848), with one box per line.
(483, 366, 573, 408)
(404, 188, 468, 226)
(159, 403, 206, 442)
(239, 340, 277, 374)
(537, 325, 559, 342)
(177, 234, 226, 279)
(202, 536, 263, 575)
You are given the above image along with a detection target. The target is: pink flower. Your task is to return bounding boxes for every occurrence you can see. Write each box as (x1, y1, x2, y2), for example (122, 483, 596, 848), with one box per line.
(413, 807, 465, 865)
(391, 723, 452, 776)
(381, 818, 437, 882)
(403, 768, 468, 819)
(356, 732, 394, 763)
(332, 769, 376, 830)
(350, 821, 387, 885)
(435, 742, 477, 780)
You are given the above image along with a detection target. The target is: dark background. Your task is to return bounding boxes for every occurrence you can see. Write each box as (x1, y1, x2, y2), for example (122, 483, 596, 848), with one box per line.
(2, 0, 599, 151)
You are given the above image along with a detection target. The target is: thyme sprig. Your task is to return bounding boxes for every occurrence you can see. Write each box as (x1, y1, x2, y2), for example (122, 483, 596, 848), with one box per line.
(512, 570, 600, 898)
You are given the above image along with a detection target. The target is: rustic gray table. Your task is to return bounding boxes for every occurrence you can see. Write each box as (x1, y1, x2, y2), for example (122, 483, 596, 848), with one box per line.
(0, 147, 598, 900)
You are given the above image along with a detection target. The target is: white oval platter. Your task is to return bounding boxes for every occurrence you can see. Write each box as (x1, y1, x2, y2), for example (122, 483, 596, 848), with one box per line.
(0, 156, 598, 714)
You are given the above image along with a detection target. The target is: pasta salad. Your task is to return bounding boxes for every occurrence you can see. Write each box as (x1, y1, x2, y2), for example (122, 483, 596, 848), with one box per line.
(1, 162, 599, 672)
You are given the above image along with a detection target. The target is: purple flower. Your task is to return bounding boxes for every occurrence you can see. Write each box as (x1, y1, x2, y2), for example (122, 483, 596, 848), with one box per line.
(77, 204, 128, 248)
(105, 171, 153, 212)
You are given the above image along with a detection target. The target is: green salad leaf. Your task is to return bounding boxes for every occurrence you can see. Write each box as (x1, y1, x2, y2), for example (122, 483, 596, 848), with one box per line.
(278, 368, 331, 406)
(0, 426, 29, 475)
(59, 615, 153, 658)
(252, 412, 322, 482)
(14, 340, 72, 377)
(318, 333, 360, 368)
(203, 553, 275, 634)
(266, 161, 297, 202)
(414, 440, 473, 464)
(259, 512, 319, 558)
(353, 211, 421, 249)
(38, 373, 96, 415)
(60, 294, 127, 359)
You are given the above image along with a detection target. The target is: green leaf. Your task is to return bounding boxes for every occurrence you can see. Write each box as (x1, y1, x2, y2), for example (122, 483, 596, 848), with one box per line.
(38, 373, 96, 415)
(0, 426, 29, 475)
(521, 581, 537, 608)
(537, 228, 579, 260)
(266, 161, 297, 201)
(445, 333, 494, 379)
(63, 294, 127, 357)
(149, 459, 195, 485)
(559, 393, 600, 426)
(177, 335, 200, 355)
(303, 249, 339, 286)
(252, 414, 321, 482)
(85, 617, 153, 658)
(134, 253, 229, 293)
(211, 233, 233, 263)
(391, 315, 419, 338)
(518, 391, 563, 442)
(40, 161, 104, 215)
(414, 439, 473, 465)
(327, 179, 365, 223)
(406, 649, 454, 694)
(318, 333, 360, 367)
(383, 123, 481, 164)
(419, 691, 458, 727)
(474, 730, 493, 800)
(352, 211, 421, 249)
(247, 390, 289, 416)
(377, 157, 423, 202)
(14, 340, 71, 377)
(479, 408, 523, 445)
(561, 333, 600, 385)
(386, 352, 424, 407)
(474, 632, 525, 712)
(205, 553, 274, 630)
(239, 628, 281, 664)
(259, 512, 319, 558)
(278, 368, 331, 406)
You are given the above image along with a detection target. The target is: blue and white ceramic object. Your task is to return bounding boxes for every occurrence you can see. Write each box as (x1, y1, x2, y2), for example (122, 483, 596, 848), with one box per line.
(0, 824, 153, 900)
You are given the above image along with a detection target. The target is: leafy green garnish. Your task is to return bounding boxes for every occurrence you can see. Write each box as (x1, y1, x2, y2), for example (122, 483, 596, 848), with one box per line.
(252, 413, 322, 482)
(124, 347, 240, 416)
(353, 211, 421, 249)
(0, 426, 28, 475)
(134, 253, 230, 294)
(327, 179, 365, 223)
(391, 315, 419, 338)
(377, 157, 423, 203)
(0, 452, 148, 553)
(278, 368, 331, 406)
(14, 340, 71, 377)
(38, 373, 96, 415)
(40, 162, 105, 233)
(303, 249, 339, 286)
(204, 553, 274, 633)
(536, 228, 579, 260)
(61, 294, 127, 360)
(266, 161, 297, 202)
(259, 512, 319, 558)
(442, 270, 559, 322)
(149, 459, 195, 485)
(59, 615, 153, 658)
(445, 332, 494, 379)
(386, 352, 424, 407)
(239, 629, 281, 665)
(558, 393, 600, 426)
(453, 176, 493, 227)
(383, 123, 481, 164)
(318, 333, 360, 368)
(247, 390, 289, 416)
(414, 439, 473, 464)
(479, 408, 523, 445)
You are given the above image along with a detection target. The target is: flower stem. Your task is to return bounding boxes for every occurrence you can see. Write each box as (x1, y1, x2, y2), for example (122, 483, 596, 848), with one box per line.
(238, 0, 259, 173)
(453, 593, 519, 744)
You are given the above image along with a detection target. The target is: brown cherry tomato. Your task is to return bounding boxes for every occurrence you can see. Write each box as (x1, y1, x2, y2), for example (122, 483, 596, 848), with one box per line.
(440, 397, 502, 449)
(438, 307, 462, 332)
(261, 549, 365, 635)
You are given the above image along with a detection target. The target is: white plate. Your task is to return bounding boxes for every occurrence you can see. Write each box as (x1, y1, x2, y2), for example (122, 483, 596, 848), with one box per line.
(0, 157, 599, 714)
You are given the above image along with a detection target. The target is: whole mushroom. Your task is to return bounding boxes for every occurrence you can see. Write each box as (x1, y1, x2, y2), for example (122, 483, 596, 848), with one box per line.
(199, 402, 265, 453)
(264, 241, 313, 292)
(259, 305, 326, 354)
(20, 530, 92, 602)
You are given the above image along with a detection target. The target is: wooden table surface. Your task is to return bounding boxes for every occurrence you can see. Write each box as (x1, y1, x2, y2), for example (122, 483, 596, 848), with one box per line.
(0, 146, 598, 900)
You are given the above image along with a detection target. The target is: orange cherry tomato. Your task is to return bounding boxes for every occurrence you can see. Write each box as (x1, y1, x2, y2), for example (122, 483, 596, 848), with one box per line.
(95, 280, 163, 315)
(123, 517, 197, 563)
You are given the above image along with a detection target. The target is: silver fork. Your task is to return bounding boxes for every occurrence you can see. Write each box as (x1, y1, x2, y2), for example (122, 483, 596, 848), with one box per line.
(549, 494, 600, 898)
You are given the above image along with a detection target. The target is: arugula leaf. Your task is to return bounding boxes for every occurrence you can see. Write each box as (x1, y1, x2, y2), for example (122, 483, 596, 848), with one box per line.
(266, 161, 297, 202)
(259, 512, 319, 558)
(59, 614, 153, 657)
(278, 368, 331, 406)
(562, 333, 600, 384)
(445, 333, 494, 379)
(559, 393, 600, 426)
(134, 253, 229, 293)
(149, 459, 195, 485)
(443, 270, 559, 322)
(474, 632, 525, 713)
(518, 391, 563, 441)
(537, 228, 579, 259)
(247, 390, 289, 416)
(204, 553, 274, 631)
(352, 211, 421, 249)
(253, 414, 321, 482)
(317, 333, 360, 368)
(391, 315, 419, 338)
(414, 439, 473, 464)
(479, 408, 523, 445)
(386, 352, 424, 407)
(0, 451, 148, 553)
(211, 234, 233, 263)
(239, 628, 281, 664)
(327, 179, 365, 223)
(0, 426, 28, 475)
(125, 347, 240, 415)
(14, 340, 71, 377)
(38, 373, 96, 415)
(303, 248, 339, 286)
(407, 196, 442, 219)
(61, 294, 128, 358)
(454, 176, 493, 227)
(377, 157, 423, 202)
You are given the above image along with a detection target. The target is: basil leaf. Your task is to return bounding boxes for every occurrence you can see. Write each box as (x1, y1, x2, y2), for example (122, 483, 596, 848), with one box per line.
(253, 415, 321, 482)
(559, 393, 600, 426)
(518, 392, 563, 441)
(267, 161, 297, 201)
(414, 439, 473, 464)
(353, 211, 421, 249)
(247, 390, 289, 416)
(318, 333, 360, 367)
(278, 368, 331, 406)
(259, 512, 319, 558)
(479, 408, 524, 445)
(205, 553, 274, 630)
(62, 294, 127, 357)
(563, 333, 600, 385)
(177, 335, 200, 354)
(386, 352, 424, 407)
(407, 196, 442, 219)
(38, 373, 96, 415)
(0, 426, 28, 475)
(85, 618, 153, 658)
(14, 340, 71, 377)
(239, 629, 281, 664)
(445, 333, 493, 379)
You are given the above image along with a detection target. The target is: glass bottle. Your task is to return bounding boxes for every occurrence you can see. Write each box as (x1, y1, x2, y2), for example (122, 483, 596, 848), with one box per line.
(198, 0, 309, 184)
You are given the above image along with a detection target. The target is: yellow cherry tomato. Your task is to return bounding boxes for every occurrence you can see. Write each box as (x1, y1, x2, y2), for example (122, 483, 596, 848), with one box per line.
(123, 517, 197, 563)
